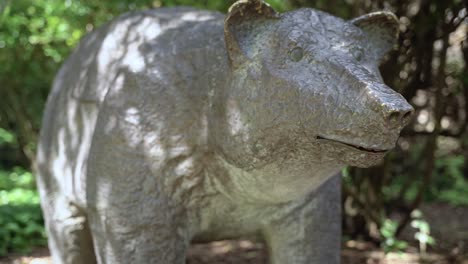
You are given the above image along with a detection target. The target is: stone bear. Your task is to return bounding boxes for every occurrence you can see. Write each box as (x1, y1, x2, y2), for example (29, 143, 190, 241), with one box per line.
(36, 0, 413, 263)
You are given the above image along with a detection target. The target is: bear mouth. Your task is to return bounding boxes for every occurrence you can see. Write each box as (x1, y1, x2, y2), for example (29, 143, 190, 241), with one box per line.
(316, 135, 389, 154)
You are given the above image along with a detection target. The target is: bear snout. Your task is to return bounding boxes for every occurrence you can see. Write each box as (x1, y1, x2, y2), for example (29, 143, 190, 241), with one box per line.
(384, 103, 414, 129)
(364, 84, 414, 130)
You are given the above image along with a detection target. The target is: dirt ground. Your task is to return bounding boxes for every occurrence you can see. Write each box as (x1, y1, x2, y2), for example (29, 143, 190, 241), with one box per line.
(1, 241, 467, 264)
(1, 202, 468, 264)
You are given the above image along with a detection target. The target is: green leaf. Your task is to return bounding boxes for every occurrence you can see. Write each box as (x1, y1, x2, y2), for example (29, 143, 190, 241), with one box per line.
(0, 127, 15, 145)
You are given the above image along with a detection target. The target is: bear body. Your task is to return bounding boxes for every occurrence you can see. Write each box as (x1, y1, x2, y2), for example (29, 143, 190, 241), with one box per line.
(36, 1, 413, 263)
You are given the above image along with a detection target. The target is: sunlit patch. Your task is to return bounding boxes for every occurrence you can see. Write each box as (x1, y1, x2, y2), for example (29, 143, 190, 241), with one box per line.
(210, 241, 233, 255)
(124, 107, 141, 125)
(54, 129, 73, 195)
(104, 116, 117, 133)
(175, 157, 194, 176)
(66, 100, 79, 148)
(181, 12, 216, 22)
(121, 17, 162, 72)
(143, 131, 166, 167)
(168, 135, 191, 158)
(226, 100, 245, 136)
(98, 16, 162, 93)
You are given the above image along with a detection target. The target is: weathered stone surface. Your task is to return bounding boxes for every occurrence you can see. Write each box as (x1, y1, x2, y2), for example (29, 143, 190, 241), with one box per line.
(36, 0, 413, 263)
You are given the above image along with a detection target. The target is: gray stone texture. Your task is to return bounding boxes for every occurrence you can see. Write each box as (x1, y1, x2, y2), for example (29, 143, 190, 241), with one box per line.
(36, 0, 413, 263)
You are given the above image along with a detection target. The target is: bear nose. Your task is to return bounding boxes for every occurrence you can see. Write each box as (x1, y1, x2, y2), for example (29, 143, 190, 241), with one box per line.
(365, 83, 414, 129)
(385, 105, 414, 128)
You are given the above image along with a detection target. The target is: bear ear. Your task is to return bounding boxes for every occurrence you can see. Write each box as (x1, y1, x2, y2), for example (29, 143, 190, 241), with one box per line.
(350, 12, 399, 61)
(224, 0, 279, 69)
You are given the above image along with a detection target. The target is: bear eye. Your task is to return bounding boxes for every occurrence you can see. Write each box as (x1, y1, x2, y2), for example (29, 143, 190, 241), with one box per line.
(289, 47, 304, 62)
(352, 49, 364, 62)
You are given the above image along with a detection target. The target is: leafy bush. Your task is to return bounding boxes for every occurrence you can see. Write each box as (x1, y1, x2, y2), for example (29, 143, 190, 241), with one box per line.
(0, 168, 46, 256)
(0, 128, 15, 147)
(380, 219, 408, 254)
(410, 210, 435, 254)
(432, 155, 468, 206)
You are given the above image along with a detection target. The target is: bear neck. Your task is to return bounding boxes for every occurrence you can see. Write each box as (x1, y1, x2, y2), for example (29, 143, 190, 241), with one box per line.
(203, 152, 343, 204)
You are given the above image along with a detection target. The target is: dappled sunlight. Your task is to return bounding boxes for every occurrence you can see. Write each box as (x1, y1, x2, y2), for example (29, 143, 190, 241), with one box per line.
(181, 12, 218, 22)
(33, 7, 234, 262)
(4, 0, 463, 262)
(226, 100, 246, 137)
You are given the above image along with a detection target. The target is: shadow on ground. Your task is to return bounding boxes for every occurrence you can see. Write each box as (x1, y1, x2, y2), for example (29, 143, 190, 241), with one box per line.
(1, 203, 468, 263)
(1, 240, 467, 264)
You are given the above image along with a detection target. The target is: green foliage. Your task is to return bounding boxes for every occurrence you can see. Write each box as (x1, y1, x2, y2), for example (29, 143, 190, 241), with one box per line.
(0, 167, 46, 256)
(0, 128, 15, 146)
(410, 210, 435, 254)
(0, 205, 46, 255)
(380, 142, 468, 207)
(0, 0, 174, 165)
(0, 167, 36, 190)
(155, 0, 232, 11)
(380, 219, 408, 254)
(154, 0, 289, 12)
(431, 155, 468, 206)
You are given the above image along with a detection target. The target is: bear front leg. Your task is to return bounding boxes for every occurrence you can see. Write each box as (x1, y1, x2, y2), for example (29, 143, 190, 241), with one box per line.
(85, 121, 191, 264)
(87, 202, 189, 264)
(265, 175, 341, 264)
(86, 158, 190, 264)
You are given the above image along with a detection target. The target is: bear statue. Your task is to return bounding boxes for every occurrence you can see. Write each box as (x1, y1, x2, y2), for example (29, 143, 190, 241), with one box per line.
(36, 0, 413, 263)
